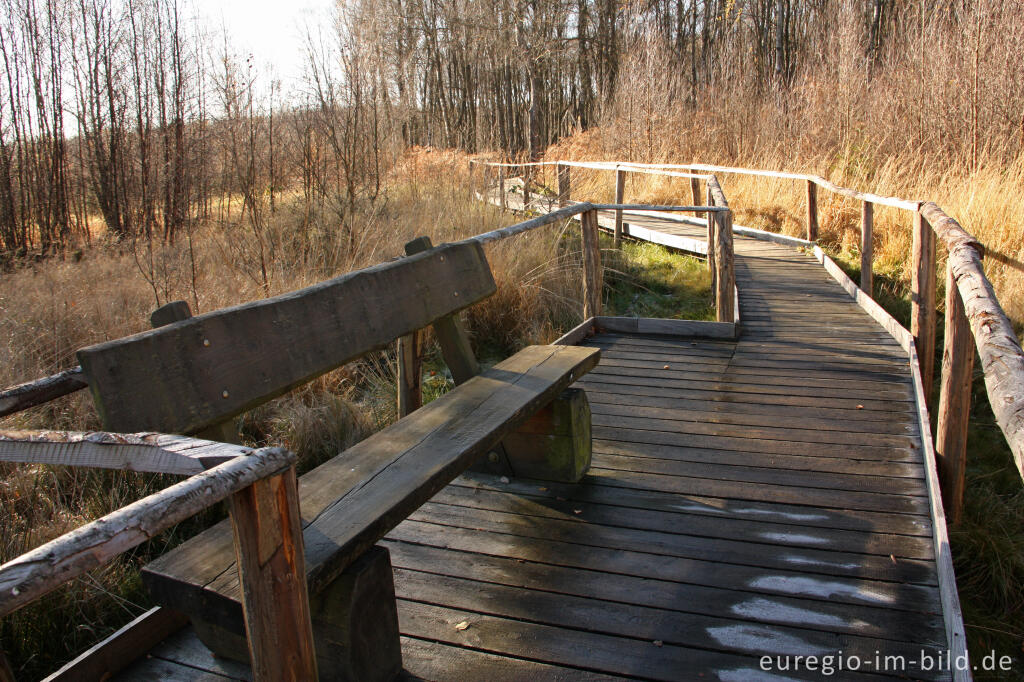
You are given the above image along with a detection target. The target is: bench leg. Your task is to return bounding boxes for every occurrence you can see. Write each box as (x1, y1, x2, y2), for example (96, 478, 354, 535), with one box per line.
(191, 545, 402, 682)
(501, 387, 593, 483)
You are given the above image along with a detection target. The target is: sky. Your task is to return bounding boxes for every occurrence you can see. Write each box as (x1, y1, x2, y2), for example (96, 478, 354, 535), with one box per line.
(188, 0, 336, 93)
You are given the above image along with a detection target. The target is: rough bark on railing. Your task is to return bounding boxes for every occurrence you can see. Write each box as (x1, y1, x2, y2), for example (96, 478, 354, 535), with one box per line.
(921, 202, 1024, 486)
(0, 446, 294, 618)
(0, 368, 89, 419)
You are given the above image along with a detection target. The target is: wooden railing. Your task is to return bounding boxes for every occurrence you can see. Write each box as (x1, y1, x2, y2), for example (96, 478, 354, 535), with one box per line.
(472, 157, 1024, 526)
(468, 160, 737, 324)
(0, 432, 317, 681)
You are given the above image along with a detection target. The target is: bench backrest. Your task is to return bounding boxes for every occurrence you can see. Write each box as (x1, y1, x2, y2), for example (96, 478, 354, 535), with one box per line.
(78, 241, 496, 434)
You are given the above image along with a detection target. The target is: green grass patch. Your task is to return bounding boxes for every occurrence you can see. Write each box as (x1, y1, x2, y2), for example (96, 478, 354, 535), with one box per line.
(602, 237, 714, 320)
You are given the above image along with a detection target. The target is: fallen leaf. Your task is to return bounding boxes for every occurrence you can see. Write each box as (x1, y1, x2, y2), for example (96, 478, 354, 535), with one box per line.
(653, 640, 663, 647)
(856, 404, 864, 409)
(538, 486, 548, 492)
(499, 476, 510, 484)
(455, 621, 470, 631)
(890, 554, 897, 564)
(573, 509, 582, 514)
(663, 364, 670, 369)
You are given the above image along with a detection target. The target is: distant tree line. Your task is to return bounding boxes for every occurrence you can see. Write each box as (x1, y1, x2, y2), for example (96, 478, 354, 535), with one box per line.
(1, 0, 1019, 256)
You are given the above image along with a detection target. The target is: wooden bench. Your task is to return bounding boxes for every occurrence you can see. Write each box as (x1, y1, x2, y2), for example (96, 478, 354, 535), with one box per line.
(75, 238, 599, 681)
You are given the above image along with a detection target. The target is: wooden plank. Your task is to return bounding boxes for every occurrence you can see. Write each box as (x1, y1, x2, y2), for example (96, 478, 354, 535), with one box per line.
(0, 429, 249, 475)
(580, 209, 602, 318)
(388, 520, 938, 610)
(935, 261, 974, 527)
(396, 331, 423, 416)
(229, 466, 317, 682)
(78, 241, 496, 435)
(385, 539, 939, 643)
(861, 201, 874, 295)
(1, 650, 13, 682)
(552, 318, 594, 346)
(689, 176, 701, 217)
(613, 168, 625, 245)
(43, 607, 188, 682)
(0, 447, 294, 618)
(806, 179, 818, 241)
(594, 316, 736, 339)
(911, 207, 938, 404)
(115, 627, 252, 681)
(392, 568, 946, 678)
(150, 300, 192, 328)
(142, 345, 600, 629)
(0, 367, 89, 418)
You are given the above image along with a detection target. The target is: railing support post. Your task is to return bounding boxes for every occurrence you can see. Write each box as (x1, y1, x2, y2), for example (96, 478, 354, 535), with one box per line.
(715, 209, 736, 323)
(861, 200, 874, 295)
(498, 166, 506, 210)
(614, 167, 626, 247)
(705, 187, 717, 289)
(690, 177, 702, 218)
(522, 165, 531, 210)
(557, 162, 570, 208)
(581, 209, 603, 318)
(936, 261, 974, 527)
(911, 204, 937, 404)
(805, 180, 818, 241)
(229, 465, 318, 682)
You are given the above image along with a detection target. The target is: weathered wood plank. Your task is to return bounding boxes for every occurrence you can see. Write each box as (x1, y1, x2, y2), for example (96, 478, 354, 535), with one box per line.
(861, 201, 874, 295)
(43, 607, 188, 682)
(806, 179, 818, 241)
(0, 429, 249, 475)
(0, 447, 294, 618)
(0, 367, 89, 419)
(78, 241, 496, 434)
(556, 162, 570, 208)
(594, 316, 736, 339)
(613, 168, 625, 245)
(912, 207, 938, 404)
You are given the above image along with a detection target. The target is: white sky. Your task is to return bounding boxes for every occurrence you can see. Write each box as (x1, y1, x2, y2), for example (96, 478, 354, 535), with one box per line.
(189, 0, 336, 94)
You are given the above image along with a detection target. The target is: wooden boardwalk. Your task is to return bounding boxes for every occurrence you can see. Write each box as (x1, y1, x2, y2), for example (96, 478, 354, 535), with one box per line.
(115, 212, 949, 681)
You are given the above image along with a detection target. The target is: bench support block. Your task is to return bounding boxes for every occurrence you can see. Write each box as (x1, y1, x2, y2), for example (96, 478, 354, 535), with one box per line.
(501, 388, 592, 483)
(191, 546, 401, 682)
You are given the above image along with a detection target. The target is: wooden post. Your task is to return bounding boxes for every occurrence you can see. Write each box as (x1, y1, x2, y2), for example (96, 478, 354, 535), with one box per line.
(498, 165, 506, 210)
(705, 188, 717, 290)
(715, 210, 736, 324)
(861, 201, 873, 295)
(405, 236, 480, 384)
(690, 177, 702, 218)
(395, 237, 432, 417)
(150, 301, 240, 444)
(581, 209, 603, 319)
(936, 263, 974, 527)
(522, 165, 531, 210)
(557, 162, 570, 207)
(911, 205, 938, 403)
(229, 466, 318, 682)
(805, 180, 819, 241)
(614, 168, 626, 247)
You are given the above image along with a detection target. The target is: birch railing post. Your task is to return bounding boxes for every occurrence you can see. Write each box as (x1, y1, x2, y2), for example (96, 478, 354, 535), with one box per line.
(806, 180, 818, 241)
(581, 209, 603, 318)
(690, 177, 702, 218)
(557, 162, 570, 207)
(229, 464, 318, 682)
(499, 165, 506, 210)
(911, 205, 938, 404)
(614, 167, 626, 247)
(935, 260, 975, 527)
(861, 201, 874, 295)
(715, 209, 736, 324)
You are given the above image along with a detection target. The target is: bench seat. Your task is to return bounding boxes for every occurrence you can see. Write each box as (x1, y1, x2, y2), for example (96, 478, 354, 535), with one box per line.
(142, 344, 599, 650)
